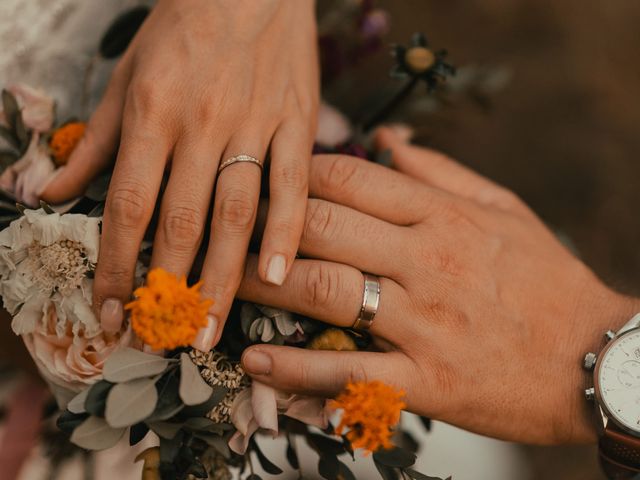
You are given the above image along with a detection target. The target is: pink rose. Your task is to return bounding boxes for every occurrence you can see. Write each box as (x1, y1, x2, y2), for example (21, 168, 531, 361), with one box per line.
(1, 84, 55, 133)
(22, 307, 135, 407)
(229, 381, 328, 454)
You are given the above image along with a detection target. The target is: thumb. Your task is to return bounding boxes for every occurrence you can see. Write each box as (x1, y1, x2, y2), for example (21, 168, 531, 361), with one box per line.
(241, 345, 408, 398)
(40, 67, 129, 204)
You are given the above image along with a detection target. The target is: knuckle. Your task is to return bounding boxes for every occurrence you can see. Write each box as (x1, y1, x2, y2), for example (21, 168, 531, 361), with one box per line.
(162, 205, 204, 253)
(127, 77, 166, 117)
(94, 264, 132, 296)
(305, 262, 339, 309)
(303, 200, 336, 241)
(342, 359, 369, 384)
(272, 162, 309, 195)
(215, 189, 257, 233)
(319, 156, 361, 198)
(107, 184, 150, 228)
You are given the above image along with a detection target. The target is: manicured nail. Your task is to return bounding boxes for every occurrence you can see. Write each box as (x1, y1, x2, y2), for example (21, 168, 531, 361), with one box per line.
(243, 350, 272, 375)
(191, 315, 219, 352)
(266, 254, 287, 286)
(101, 298, 123, 333)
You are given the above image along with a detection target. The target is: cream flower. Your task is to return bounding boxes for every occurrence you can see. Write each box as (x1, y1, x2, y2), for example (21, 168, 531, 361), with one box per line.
(0, 209, 101, 338)
(0, 84, 55, 133)
(315, 102, 352, 147)
(0, 132, 57, 206)
(229, 381, 328, 454)
(23, 307, 134, 407)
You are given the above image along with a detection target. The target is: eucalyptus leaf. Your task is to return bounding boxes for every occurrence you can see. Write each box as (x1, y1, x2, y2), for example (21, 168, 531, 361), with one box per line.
(67, 388, 90, 414)
(318, 455, 340, 480)
(129, 422, 150, 446)
(373, 447, 416, 469)
(85, 380, 114, 416)
(374, 460, 400, 480)
(103, 348, 171, 383)
(84, 173, 111, 201)
(194, 432, 230, 458)
(57, 410, 89, 433)
(149, 421, 183, 440)
(147, 371, 183, 422)
(179, 352, 213, 406)
(251, 439, 283, 475)
(105, 377, 158, 428)
(178, 386, 227, 417)
(15, 113, 29, 149)
(70, 416, 126, 450)
(183, 417, 216, 431)
(404, 468, 446, 480)
(159, 432, 183, 463)
(338, 462, 357, 480)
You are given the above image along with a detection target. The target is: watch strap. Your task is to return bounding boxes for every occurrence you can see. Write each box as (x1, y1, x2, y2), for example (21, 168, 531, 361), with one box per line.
(599, 423, 640, 479)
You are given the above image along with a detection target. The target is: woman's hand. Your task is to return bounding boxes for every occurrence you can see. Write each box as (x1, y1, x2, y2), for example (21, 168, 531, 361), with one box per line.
(41, 0, 319, 350)
(237, 127, 640, 445)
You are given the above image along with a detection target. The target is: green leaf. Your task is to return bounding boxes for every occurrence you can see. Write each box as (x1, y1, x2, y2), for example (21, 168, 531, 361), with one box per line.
(178, 386, 227, 418)
(183, 417, 216, 431)
(147, 371, 183, 422)
(251, 438, 283, 475)
(84, 173, 111, 201)
(67, 389, 90, 414)
(404, 468, 447, 480)
(159, 432, 183, 463)
(309, 433, 345, 456)
(179, 352, 213, 406)
(0, 150, 19, 172)
(105, 377, 158, 428)
(14, 113, 29, 150)
(57, 410, 89, 433)
(129, 422, 149, 446)
(1, 89, 19, 130)
(149, 421, 183, 439)
(103, 348, 171, 383)
(193, 432, 230, 458)
(85, 380, 113, 416)
(373, 447, 416, 468)
(374, 460, 400, 480)
(338, 461, 357, 480)
(70, 416, 126, 450)
(318, 455, 340, 480)
(286, 439, 299, 470)
(39, 200, 55, 214)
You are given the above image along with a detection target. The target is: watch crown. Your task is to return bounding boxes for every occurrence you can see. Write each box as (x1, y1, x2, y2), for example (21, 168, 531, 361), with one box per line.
(605, 330, 616, 342)
(583, 352, 597, 370)
(585, 387, 596, 401)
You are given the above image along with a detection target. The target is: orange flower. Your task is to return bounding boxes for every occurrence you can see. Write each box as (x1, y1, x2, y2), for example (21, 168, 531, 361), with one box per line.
(49, 122, 86, 166)
(331, 381, 406, 454)
(125, 268, 212, 351)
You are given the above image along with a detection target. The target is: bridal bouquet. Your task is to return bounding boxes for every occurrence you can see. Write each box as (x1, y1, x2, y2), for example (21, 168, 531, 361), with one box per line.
(0, 2, 500, 479)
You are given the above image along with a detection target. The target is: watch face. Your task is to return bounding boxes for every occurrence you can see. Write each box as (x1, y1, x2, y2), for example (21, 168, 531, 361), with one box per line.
(596, 328, 640, 434)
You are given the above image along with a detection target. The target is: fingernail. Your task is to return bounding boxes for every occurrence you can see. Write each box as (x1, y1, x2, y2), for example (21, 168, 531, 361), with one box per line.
(243, 350, 272, 375)
(101, 298, 123, 333)
(266, 254, 287, 286)
(191, 315, 219, 352)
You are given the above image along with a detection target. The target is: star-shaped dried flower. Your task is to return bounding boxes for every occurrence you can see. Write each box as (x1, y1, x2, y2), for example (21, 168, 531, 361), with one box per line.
(331, 381, 406, 454)
(126, 268, 212, 350)
(392, 33, 455, 90)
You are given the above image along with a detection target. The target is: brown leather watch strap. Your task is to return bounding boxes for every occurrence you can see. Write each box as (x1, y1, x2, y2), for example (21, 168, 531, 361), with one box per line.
(600, 423, 640, 479)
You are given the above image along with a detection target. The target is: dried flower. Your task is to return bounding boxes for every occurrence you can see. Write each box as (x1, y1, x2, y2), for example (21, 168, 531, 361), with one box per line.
(0, 132, 56, 207)
(229, 382, 328, 454)
(240, 303, 301, 344)
(392, 33, 455, 91)
(308, 328, 358, 351)
(189, 349, 248, 424)
(49, 122, 86, 166)
(0, 209, 100, 337)
(331, 381, 405, 454)
(1, 84, 55, 133)
(126, 268, 212, 351)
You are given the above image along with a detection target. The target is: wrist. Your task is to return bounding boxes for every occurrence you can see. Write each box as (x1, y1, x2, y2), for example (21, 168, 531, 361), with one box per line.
(568, 280, 640, 443)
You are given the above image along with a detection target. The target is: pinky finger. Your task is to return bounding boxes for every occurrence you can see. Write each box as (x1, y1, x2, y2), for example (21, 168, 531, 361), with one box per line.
(241, 345, 409, 398)
(259, 120, 312, 286)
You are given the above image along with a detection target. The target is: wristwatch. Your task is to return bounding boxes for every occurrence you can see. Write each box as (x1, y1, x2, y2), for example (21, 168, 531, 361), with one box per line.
(583, 313, 640, 479)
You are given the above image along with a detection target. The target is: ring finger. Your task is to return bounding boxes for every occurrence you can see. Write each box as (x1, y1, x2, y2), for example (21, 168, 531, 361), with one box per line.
(238, 254, 409, 343)
(197, 130, 271, 350)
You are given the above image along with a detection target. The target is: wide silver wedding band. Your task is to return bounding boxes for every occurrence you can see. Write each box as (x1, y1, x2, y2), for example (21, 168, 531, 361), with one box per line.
(218, 154, 263, 174)
(352, 273, 380, 331)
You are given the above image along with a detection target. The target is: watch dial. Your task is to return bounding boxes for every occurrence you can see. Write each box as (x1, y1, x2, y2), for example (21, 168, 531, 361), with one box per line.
(597, 329, 640, 433)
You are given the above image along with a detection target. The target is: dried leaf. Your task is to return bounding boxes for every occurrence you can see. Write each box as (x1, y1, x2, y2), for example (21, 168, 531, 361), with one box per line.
(179, 352, 213, 406)
(105, 377, 159, 428)
(39, 200, 55, 214)
(70, 416, 126, 450)
(1, 89, 19, 130)
(103, 348, 171, 383)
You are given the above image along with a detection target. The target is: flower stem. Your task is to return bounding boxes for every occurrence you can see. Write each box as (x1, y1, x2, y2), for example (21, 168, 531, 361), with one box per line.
(362, 76, 419, 132)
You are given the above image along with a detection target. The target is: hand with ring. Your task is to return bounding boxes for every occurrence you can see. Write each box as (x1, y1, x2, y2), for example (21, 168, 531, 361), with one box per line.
(40, 0, 319, 351)
(237, 127, 640, 445)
